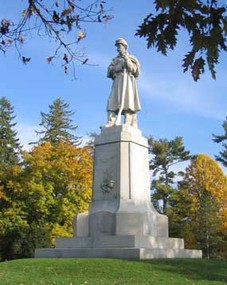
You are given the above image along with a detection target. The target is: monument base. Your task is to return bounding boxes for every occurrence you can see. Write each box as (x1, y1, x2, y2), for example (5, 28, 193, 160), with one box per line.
(35, 125, 202, 259)
(35, 235, 202, 259)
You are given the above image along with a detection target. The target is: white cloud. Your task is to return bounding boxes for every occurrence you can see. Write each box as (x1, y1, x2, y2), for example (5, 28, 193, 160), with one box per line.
(15, 124, 41, 151)
(138, 70, 227, 120)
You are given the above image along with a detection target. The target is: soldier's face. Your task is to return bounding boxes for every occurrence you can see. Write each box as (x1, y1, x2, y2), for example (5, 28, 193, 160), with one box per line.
(117, 44, 126, 56)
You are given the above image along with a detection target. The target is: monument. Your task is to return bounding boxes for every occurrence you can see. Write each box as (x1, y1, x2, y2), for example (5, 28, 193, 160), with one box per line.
(35, 38, 202, 259)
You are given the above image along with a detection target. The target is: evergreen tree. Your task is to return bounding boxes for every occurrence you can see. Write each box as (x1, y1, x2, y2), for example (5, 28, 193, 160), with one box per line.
(213, 116, 227, 167)
(196, 192, 221, 259)
(36, 98, 81, 145)
(86, 131, 98, 156)
(0, 97, 24, 260)
(149, 136, 191, 214)
(0, 97, 21, 170)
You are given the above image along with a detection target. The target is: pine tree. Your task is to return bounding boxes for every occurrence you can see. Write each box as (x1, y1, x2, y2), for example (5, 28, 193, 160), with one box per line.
(36, 98, 81, 145)
(213, 116, 227, 167)
(196, 192, 221, 259)
(149, 136, 191, 214)
(86, 131, 98, 156)
(0, 97, 21, 170)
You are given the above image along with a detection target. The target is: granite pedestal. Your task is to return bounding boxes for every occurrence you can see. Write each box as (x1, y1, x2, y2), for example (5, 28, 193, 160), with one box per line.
(35, 125, 202, 259)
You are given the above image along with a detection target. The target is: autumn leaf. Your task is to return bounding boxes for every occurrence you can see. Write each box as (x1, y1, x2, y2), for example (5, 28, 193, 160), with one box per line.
(22, 10, 27, 17)
(18, 35, 24, 43)
(46, 56, 54, 64)
(52, 11, 60, 23)
(22, 56, 31, 64)
(63, 53, 68, 63)
(61, 7, 73, 17)
(77, 31, 86, 42)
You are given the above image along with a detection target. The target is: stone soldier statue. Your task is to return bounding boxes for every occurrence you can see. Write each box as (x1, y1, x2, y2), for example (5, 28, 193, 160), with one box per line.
(105, 38, 141, 128)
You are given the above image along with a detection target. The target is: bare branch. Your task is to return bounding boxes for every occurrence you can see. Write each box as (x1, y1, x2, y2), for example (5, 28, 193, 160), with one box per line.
(0, 0, 113, 77)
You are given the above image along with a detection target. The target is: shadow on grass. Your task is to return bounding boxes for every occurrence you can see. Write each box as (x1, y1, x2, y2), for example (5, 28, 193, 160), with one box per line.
(139, 259, 227, 283)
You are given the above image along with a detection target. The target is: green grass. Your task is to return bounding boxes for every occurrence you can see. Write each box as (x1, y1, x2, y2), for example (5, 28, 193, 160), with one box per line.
(0, 258, 226, 285)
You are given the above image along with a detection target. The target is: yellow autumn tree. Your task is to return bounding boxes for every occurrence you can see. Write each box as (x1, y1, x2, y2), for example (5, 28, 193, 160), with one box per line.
(0, 162, 31, 231)
(186, 154, 227, 225)
(0, 163, 36, 260)
(21, 140, 93, 239)
(0, 140, 93, 260)
(182, 154, 227, 258)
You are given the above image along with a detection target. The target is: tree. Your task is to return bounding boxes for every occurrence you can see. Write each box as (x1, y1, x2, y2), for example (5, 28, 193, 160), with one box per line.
(196, 192, 221, 259)
(136, 0, 227, 81)
(0, 0, 112, 76)
(0, 97, 24, 259)
(0, 97, 21, 171)
(148, 136, 191, 214)
(180, 154, 227, 258)
(86, 131, 98, 156)
(36, 98, 81, 145)
(21, 141, 93, 238)
(213, 116, 227, 167)
(166, 186, 196, 245)
(0, 140, 93, 259)
(0, 163, 39, 260)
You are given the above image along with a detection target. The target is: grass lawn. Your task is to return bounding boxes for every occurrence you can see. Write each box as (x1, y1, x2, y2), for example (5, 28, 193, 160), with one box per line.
(0, 258, 226, 285)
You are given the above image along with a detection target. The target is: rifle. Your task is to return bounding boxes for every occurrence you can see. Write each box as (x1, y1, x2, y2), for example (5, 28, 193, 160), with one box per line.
(115, 67, 127, 126)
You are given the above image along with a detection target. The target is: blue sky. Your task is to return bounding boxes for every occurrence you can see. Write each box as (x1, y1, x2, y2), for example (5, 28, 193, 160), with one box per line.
(0, 0, 226, 169)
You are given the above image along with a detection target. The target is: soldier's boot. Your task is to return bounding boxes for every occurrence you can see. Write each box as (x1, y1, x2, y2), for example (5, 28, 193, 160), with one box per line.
(105, 111, 116, 127)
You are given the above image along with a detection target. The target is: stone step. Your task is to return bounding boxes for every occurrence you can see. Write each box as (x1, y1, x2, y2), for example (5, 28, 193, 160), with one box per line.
(35, 247, 202, 259)
(55, 235, 185, 249)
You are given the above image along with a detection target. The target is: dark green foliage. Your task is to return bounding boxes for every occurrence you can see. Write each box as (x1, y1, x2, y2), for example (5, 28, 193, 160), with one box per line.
(148, 136, 191, 214)
(36, 98, 81, 145)
(213, 116, 227, 167)
(0, 223, 51, 261)
(168, 186, 226, 259)
(86, 131, 98, 156)
(165, 187, 191, 237)
(0, 97, 21, 170)
(195, 191, 222, 259)
(136, 0, 227, 80)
